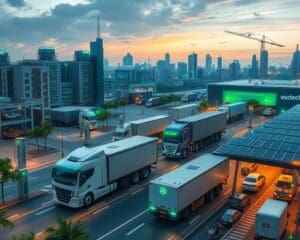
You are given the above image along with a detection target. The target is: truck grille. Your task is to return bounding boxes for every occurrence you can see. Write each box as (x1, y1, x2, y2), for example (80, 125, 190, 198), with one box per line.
(164, 144, 177, 153)
(55, 186, 72, 203)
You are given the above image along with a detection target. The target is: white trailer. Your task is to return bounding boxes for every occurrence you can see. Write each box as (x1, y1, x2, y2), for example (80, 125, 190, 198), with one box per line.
(149, 154, 229, 220)
(52, 136, 158, 208)
(218, 102, 246, 122)
(168, 103, 198, 121)
(254, 199, 288, 240)
(113, 115, 169, 141)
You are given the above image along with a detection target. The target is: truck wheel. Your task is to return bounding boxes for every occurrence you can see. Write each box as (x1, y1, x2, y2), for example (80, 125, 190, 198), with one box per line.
(183, 150, 188, 158)
(140, 167, 150, 179)
(182, 208, 191, 220)
(84, 193, 94, 207)
(130, 171, 140, 184)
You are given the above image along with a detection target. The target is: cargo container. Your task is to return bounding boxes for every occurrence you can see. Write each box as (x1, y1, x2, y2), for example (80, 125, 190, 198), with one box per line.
(218, 102, 246, 122)
(168, 103, 198, 121)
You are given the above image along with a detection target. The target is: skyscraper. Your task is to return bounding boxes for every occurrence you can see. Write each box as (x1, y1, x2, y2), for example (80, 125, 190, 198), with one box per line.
(177, 62, 187, 80)
(251, 54, 259, 79)
(260, 50, 268, 79)
(291, 44, 300, 77)
(229, 60, 241, 80)
(122, 53, 133, 66)
(205, 54, 212, 74)
(38, 47, 56, 61)
(90, 16, 104, 105)
(165, 53, 170, 66)
(0, 50, 9, 65)
(188, 52, 197, 80)
(217, 56, 222, 71)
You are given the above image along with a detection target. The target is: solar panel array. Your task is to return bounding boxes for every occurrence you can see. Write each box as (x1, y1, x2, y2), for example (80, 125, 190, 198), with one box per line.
(214, 104, 300, 169)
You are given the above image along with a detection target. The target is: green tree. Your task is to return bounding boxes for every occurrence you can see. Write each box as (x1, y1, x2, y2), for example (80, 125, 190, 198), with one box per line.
(97, 110, 111, 127)
(42, 121, 53, 149)
(198, 99, 209, 113)
(0, 157, 18, 203)
(28, 127, 44, 151)
(45, 217, 89, 240)
(12, 232, 35, 240)
(0, 211, 13, 229)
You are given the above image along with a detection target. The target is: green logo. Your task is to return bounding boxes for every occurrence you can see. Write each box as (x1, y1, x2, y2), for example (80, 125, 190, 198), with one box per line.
(159, 186, 167, 196)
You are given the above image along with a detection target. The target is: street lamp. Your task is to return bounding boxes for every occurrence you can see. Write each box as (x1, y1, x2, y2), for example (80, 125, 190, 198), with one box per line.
(61, 130, 64, 158)
(248, 106, 254, 128)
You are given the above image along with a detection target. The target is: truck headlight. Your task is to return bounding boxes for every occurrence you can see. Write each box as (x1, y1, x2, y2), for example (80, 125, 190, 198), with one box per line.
(176, 153, 181, 156)
(273, 192, 277, 196)
(289, 194, 292, 197)
(72, 190, 79, 198)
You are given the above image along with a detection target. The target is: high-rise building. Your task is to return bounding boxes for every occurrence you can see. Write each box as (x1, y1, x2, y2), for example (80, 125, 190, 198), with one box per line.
(38, 47, 56, 61)
(90, 16, 104, 105)
(205, 54, 212, 74)
(0, 66, 13, 97)
(0, 50, 9, 65)
(260, 50, 268, 79)
(291, 44, 300, 77)
(74, 50, 91, 62)
(104, 58, 109, 69)
(217, 56, 222, 71)
(165, 53, 170, 66)
(229, 60, 241, 80)
(177, 62, 187, 80)
(122, 53, 133, 66)
(197, 67, 204, 80)
(251, 54, 259, 79)
(188, 52, 197, 80)
(61, 62, 74, 106)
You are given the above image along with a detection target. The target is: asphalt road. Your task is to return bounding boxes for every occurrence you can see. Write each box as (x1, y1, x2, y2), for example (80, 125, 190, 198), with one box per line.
(0, 114, 267, 239)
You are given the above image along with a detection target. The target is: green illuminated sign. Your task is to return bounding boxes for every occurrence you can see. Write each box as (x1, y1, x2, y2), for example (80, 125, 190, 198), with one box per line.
(168, 210, 177, 218)
(159, 186, 167, 196)
(149, 205, 156, 212)
(223, 90, 277, 106)
(163, 130, 179, 137)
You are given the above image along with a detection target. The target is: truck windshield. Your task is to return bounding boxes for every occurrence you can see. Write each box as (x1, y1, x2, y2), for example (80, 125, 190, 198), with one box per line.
(52, 168, 78, 186)
(88, 115, 96, 121)
(163, 134, 181, 143)
(276, 181, 292, 189)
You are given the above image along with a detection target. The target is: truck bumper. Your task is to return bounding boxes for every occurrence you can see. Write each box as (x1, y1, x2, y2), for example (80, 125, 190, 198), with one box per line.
(53, 194, 83, 208)
(273, 194, 293, 202)
(162, 151, 182, 159)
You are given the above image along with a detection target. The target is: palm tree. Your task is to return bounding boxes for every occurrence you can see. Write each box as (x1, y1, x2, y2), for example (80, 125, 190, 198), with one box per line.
(198, 99, 209, 113)
(0, 157, 18, 203)
(45, 217, 89, 240)
(0, 211, 13, 229)
(12, 232, 35, 240)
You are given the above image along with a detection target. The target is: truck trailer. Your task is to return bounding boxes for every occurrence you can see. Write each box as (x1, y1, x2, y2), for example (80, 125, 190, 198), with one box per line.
(52, 136, 158, 208)
(218, 102, 246, 122)
(162, 111, 227, 158)
(254, 199, 288, 240)
(113, 115, 169, 141)
(168, 103, 198, 121)
(149, 154, 229, 221)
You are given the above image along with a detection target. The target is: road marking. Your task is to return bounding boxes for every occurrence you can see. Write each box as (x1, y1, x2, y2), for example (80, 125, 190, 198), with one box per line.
(41, 200, 54, 206)
(126, 223, 145, 236)
(35, 206, 55, 216)
(8, 214, 19, 220)
(93, 205, 110, 215)
(30, 176, 39, 181)
(97, 209, 147, 240)
(131, 188, 144, 195)
(189, 214, 202, 225)
(223, 189, 231, 196)
(171, 164, 179, 170)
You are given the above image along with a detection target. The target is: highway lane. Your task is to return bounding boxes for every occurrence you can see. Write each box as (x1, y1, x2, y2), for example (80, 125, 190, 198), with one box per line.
(0, 115, 267, 239)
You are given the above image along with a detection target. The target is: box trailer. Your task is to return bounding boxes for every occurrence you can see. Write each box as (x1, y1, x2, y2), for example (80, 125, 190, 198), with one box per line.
(149, 154, 229, 220)
(52, 136, 158, 208)
(168, 103, 198, 121)
(218, 102, 246, 122)
(51, 106, 85, 126)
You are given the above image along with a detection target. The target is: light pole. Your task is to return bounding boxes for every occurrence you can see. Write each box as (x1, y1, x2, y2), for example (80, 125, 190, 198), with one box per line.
(61, 130, 64, 158)
(248, 106, 254, 128)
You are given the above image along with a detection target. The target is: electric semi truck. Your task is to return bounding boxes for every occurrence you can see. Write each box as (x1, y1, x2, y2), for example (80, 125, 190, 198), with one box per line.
(52, 136, 158, 208)
(162, 111, 227, 158)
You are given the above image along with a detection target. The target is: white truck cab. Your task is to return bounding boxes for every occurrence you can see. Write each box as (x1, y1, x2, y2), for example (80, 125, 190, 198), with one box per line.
(79, 109, 97, 130)
(113, 123, 131, 141)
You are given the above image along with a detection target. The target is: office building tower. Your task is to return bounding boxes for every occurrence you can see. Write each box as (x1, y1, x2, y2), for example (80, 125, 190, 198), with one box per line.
(260, 50, 268, 79)
(0, 66, 13, 97)
(90, 16, 104, 105)
(177, 62, 187, 79)
(61, 62, 74, 105)
(104, 58, 109, 69)
(205, 54, 212, 74)
(229, 60, 241, 80)
(122, 53, 133, 66)
(0, 50, 9, 66)
(217, 56, 222, 71)
(165, 53, 170, 66)
(251, 54, 259, 79)
(74, 50, 91, 62)
(38, 47, 56, 61)
(197, 68, 204, 80)
(291, 44, 300, 77)
(188, 52, 197, 80)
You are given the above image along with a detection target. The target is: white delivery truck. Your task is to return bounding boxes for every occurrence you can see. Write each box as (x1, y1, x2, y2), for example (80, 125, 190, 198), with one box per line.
(168, 103, 198, 121)
(273, 174, 295, 202)
(254, 199, 288, 240)
(113, 115, 169, 141)
(218, 102, 247, 122)
(149, 154, 229, 221)
(79, 108, 98, 130)
(52, 136, 158, 208)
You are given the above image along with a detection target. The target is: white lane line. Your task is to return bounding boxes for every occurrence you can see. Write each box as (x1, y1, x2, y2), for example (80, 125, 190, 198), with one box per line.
(97, 209, 147, 240)
(41, 200, 54, 206)
(35, 206, 55, 216)
(8, 214, 19, 220)
(93, 205, 110, 215)
(126, 223, 145, 236)
(223, 189, 231, 196)
(30, 176, 39, 181)
(189, 214, 202, 225)
(131, 188, 144, 195)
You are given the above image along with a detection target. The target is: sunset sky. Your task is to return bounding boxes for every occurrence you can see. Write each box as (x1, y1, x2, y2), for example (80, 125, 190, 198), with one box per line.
(0, 0, 299, 67)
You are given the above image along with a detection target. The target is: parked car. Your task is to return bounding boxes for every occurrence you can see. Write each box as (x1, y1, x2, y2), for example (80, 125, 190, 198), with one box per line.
(145, 97, 160, 107)
(229, 193, 251, 211)
(1, 113, 21, 120)
(243, 173, 266, 192)
(241, 162, 258, 176)
(220, 208, 241, 227)
(262, 107, 274, 116)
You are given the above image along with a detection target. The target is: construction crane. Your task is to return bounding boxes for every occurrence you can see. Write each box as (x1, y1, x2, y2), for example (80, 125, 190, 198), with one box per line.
(225, 30, 285, 51)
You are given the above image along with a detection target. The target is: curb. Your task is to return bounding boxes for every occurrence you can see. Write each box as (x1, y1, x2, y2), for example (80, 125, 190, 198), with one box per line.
(0, 189, 48, 211)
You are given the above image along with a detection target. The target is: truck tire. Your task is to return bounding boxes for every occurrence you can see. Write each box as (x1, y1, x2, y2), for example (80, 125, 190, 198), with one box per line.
(84, 193, 94, 207)
(140, 167, 150, 179)
(130, 171, 140, 184)
(182, 207, 191, 220)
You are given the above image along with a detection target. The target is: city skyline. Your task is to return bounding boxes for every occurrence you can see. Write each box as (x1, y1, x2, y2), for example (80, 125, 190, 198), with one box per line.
(0, 0, 299, 66)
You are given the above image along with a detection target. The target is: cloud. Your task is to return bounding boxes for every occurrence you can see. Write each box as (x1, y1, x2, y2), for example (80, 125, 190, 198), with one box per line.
(6, 0, 26, 8)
